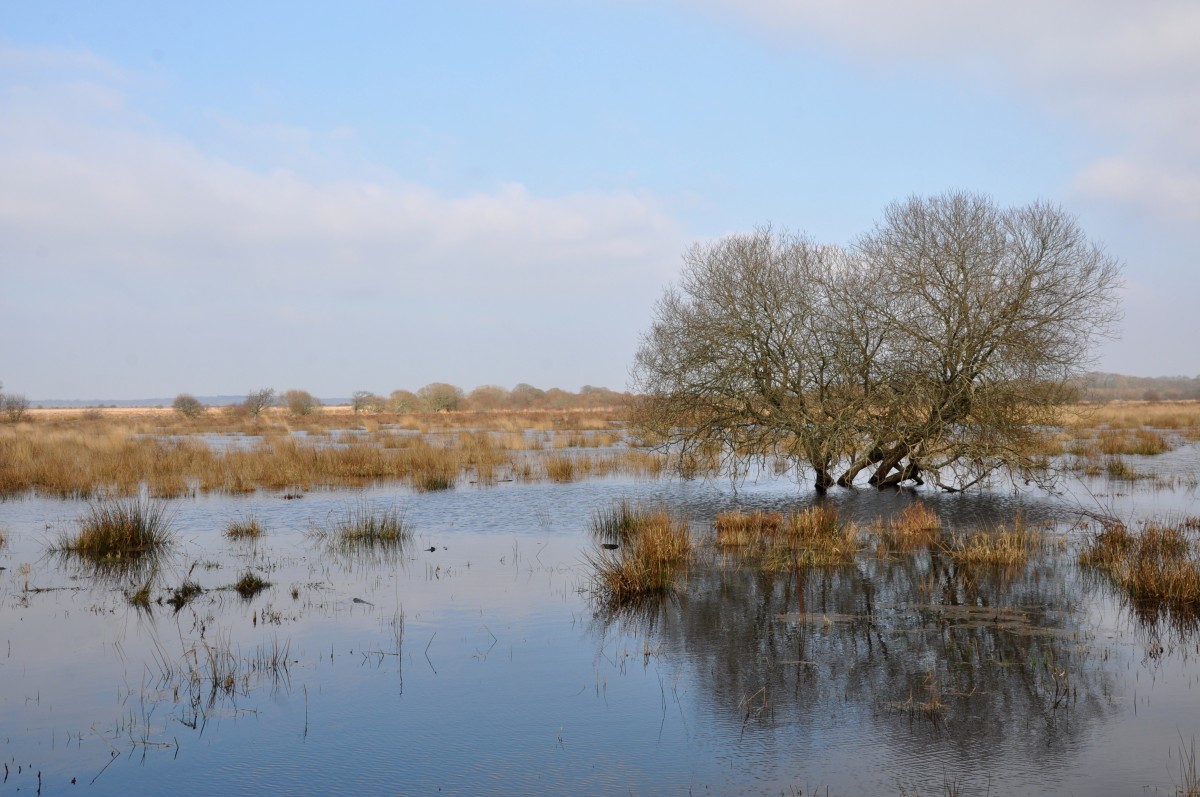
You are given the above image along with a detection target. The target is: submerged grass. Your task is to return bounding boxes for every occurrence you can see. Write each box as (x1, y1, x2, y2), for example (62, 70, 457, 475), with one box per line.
(232, 570, 271, 600)
(588, 504, 691, 606)
(1080, 519, 1200, 626)
(57, 497, 174, 563)
(714, 505, 859, 569)
(319, 502, 413, 548)
(938, 523, 1043, 568)
(225, 515, 264, 540)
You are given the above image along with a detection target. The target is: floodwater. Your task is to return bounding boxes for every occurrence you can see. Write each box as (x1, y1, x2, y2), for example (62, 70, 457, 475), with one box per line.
(2, 447, 1199, 795)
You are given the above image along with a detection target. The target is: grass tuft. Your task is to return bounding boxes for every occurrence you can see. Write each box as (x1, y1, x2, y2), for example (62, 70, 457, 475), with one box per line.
(713, 504, 858, 569)
(876, 502, 942, 556)
(588, 504, 691, 606)
(59, 497, 174, 562)
(232, 570, 271, 599)
(225, 515, 264, 540)
(1081, 519, 1200, 625)
(320, 502, 413, 547)
(939, 523, 1042, 568)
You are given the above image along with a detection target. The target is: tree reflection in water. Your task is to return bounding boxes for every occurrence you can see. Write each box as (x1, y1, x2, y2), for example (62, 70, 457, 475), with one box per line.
(590, 536, 1128, 785)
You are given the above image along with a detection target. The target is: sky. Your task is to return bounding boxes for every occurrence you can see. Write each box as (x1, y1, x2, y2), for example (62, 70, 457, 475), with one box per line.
(1, 1, 1198, 400)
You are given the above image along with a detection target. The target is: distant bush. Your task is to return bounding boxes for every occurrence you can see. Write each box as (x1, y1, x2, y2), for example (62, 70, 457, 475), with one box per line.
(386, 389, 421, 413)
(283, 389, 321, 416)
(172, 393, 205, 419)
(418, 382, 463, 412)
(352, 390, 385, 414)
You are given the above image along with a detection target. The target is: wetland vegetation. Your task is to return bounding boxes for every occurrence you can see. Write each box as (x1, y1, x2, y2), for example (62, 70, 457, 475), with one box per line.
(2, 396, 1200, 794)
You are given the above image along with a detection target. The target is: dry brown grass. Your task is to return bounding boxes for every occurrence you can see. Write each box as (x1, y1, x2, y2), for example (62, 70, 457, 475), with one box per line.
(1063, 400, 1200, 437)
(0, 409, 669, 496)
(714, 504, 859, 568)
(225, 515, 264, 540)
(938, 522, 1043, 567)
(1080, 520, 1200, 620)
(875, 502, 942, 556)
(588, 505, 691, 605)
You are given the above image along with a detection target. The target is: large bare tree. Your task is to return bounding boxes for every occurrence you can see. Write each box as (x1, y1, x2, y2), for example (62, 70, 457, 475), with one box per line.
(632, 192, 1122, 492)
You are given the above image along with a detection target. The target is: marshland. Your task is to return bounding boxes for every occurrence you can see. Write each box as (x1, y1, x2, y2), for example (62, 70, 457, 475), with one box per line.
(2, 399, 1200, 795)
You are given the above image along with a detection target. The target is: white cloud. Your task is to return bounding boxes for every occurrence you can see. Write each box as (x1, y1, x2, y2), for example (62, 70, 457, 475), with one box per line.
(681, 0, 1200, 220)
(0, 47, 684, 397)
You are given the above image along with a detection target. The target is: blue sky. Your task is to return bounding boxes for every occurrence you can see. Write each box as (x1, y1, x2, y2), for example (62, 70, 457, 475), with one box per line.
(2, 1, 1198, 399)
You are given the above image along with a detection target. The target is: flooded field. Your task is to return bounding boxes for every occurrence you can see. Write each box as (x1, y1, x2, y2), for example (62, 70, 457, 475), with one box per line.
(3, 414, 1200, 795)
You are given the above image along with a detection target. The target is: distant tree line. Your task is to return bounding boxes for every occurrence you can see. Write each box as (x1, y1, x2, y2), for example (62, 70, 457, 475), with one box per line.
(171, 383, 630, 418)
(1076, 372, 1200, 403)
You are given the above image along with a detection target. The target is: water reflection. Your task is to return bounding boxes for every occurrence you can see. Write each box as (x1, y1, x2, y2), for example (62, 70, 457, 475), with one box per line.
(592, 535, 1122, 787)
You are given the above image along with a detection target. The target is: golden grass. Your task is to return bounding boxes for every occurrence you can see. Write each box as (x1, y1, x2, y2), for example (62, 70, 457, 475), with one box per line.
(1080, 520, 1200, 620)
(225, 515, 264, 540)
(714, 504, 859, 568)
(875, 502, 942, 557)
(938, 523, 1042, 567)
(1063, 400, 1200, 435)
(0, 410, 667, 496)
(588, 505, 691, 605)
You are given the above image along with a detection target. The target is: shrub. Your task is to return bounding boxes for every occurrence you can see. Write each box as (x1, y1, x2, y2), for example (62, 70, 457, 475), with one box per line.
(172, 393, 205, 419)
(283, 389, 321, 416)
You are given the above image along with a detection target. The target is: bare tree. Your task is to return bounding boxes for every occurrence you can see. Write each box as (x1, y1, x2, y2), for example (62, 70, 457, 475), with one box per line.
(633, 193, 1122, 492)
(243, 388, 276, 418)
(1, 392, 29, 423)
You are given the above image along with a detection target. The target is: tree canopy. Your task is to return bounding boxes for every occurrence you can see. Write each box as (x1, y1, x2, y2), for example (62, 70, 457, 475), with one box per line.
(632, 192, 1123, 492)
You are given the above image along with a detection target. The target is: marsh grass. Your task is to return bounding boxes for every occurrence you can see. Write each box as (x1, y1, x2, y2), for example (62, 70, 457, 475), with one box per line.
(225, 515, 264, 540)
(588, 504, 691, 606)
(1081, 520, 1200, 624)
(232, 570, 271, 600)
(167, 579, 203, 613)
(591, 499, 643, 543)
(876, 503, 942, 556)
(1098, 428, 1171, 455)
(939, 522, 1043, 568)
(714, 505, 859, 569)
(318, 502, 413, 548)
(57, 497, 174, 564)
(0, 409, 662, 496)
(714, 510, 782, 547)
(544, 454, 577, 482)
(126, 576, 154, 610)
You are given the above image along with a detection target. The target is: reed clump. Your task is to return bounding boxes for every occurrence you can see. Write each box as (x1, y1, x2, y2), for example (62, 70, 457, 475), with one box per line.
(321, 502, 412, 547)
(939, 523, 1042, 567)
(232, 570, 271, 599)
(1097, 428, 1171, 455)
(225, 515, 264, 540)
(876, 502, 942, 556)
(1080, 520, 1200, 620)
(57, 497, 175, 563)
(714, 510, 782, 547)
(167, 579, 203, 613)
(588, 504, 691, 605)
(713, 505, 859, 568)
